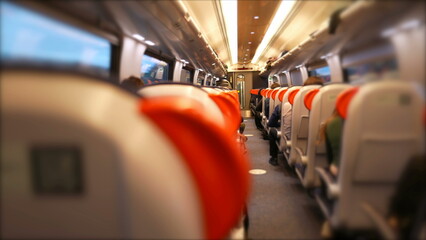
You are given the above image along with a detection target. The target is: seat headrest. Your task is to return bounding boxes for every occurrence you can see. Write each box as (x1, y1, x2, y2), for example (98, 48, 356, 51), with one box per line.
(336, 87, 359, 119)
(228, 90, 239, 104)
(266, 89, 272, 98)
(304, 89, 320, 110)
(140, 97, 250, 239)
(208, 91, 241, 132)
(278, 89, 288, 102)
(271, 89, 280, 100)
(288, 89, 300, 105)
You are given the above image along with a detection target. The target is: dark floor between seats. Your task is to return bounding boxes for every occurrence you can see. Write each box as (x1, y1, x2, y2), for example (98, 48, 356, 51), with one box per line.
(244, 117, 324, 240)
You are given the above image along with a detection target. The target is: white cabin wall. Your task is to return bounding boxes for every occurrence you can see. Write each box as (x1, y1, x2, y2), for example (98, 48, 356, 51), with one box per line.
(327, 55, 344, 83)
(391, 25, 425, 86)
(300, 66, 308, 83)
(193, 70, 200, 85)
(173, 61, 184, 82)
(119, 36, 147, 82)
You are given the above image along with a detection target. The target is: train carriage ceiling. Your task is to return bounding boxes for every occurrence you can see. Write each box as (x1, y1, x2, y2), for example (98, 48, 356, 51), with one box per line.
(28, 0, 351, 75)
(180, 0, 351, 71)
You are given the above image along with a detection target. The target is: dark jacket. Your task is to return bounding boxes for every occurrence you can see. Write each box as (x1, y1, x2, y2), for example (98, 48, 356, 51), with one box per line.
(267, 105, 281, 128)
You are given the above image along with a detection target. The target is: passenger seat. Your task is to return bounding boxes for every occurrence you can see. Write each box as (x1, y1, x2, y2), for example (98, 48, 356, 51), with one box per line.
(1, 70, 251, 240)
(315, 80, 425, 234)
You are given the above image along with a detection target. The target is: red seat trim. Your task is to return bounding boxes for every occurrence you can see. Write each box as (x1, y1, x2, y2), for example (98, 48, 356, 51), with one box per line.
(288, 89, 300, 105)
(278, 89, 288, 102)
(336, 87, 359, 119)
(140, 97, 250, 239)
(304, 89, 319, 110)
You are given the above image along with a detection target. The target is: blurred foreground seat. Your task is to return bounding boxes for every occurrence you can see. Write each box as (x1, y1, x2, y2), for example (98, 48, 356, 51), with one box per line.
(315, 80, 425, 236)
(1, 70, 250, 239)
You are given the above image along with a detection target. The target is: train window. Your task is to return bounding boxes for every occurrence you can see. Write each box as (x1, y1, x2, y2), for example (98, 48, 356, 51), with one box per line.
(343, 58, 398, 84)
(280, 74, 288, 86)
(1, 2, 111, 76)
(196, 72, 205, 85)
(290, 69, 303, 86)
(140, 54, 170, 85)
(180, 68, 192, 83)
(308, 66, 331, 82)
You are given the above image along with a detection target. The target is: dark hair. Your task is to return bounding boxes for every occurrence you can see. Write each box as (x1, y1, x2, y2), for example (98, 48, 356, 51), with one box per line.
(270, 83, 280, 89)
(121, 76, 144, 91)
(304, 76, 324, 86)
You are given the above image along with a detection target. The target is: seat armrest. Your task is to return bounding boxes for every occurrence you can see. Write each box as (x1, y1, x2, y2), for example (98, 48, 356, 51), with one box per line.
(315, 167, 340, 199)
(361, 202, 397, 240)
(294, 147, 303, 162)
(294, 147, 308, 164)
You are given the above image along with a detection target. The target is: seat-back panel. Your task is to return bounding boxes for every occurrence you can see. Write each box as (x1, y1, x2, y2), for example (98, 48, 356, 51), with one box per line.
(1, 71, 205, 239)
(279, 86, 302, 149)
(302, 84, 351, 187)
(289, 85, 321, 164)
(335, 81, 425, 229)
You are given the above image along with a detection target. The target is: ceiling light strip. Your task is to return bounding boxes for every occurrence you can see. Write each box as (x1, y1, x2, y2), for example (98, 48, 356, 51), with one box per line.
(220, 0, 238, 64)
(251, 0, 296, 64)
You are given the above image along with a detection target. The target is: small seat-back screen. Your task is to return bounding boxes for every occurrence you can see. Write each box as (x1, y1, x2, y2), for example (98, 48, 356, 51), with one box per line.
(31, 146, 83, 195)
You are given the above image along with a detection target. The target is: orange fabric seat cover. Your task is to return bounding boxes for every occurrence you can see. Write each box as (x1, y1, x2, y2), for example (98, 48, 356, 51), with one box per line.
(140, 97, 250, 239)
(278, 89, 288, 102)
(336, 87, 359, 119)
(304, 89, 320, 110)
(288, 89, 300, 105)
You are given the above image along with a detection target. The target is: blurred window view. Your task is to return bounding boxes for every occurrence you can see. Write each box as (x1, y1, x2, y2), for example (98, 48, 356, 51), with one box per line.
(180, 68, 192, 83)
(308, 66, 331, 82)
(280, 74, 288, 86)
(140, 55, 169, 85)
(196, 72, 205, 85)
(344, 58, 398, 83)
(290, 69, 303, 86)
(0, 2, 111, 76)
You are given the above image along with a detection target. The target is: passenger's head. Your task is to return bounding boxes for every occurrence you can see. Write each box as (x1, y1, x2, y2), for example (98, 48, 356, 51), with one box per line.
(218, 79, 231, 89)
(121, 76, 144, 91)
(303, 76, 324, 86)
(270, 82, 280, 89)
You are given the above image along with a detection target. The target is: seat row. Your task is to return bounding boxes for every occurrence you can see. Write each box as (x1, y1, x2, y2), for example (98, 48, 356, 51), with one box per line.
(251, 80, 425, 238)
(1, 69, 250, 239)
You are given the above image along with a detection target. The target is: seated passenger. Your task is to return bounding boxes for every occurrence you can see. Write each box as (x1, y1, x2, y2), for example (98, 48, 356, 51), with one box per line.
(283, 77, 324, 141)
(387, 155, 426, 240)
(264, 83, 280, 118)
(321, 110, 343, 176)
(259, 83, 280, 139)
(267, 100, 281, 166)
(121, 75, 144, 93)
(253, 89, 264, 130)
(269, 77, 324, 166)
(217, 79, 231, 89)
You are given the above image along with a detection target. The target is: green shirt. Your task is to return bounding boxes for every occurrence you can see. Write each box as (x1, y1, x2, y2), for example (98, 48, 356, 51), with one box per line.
(325, 116, 344, 166)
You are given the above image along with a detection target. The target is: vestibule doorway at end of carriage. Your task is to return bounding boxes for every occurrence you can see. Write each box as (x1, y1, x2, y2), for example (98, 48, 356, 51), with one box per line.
(236, 74, 246, 110)
(228, 71, 265, 111)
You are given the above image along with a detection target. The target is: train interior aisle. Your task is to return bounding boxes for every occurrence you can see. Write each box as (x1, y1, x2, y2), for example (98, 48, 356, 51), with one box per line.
(244, 117, 324, 239)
